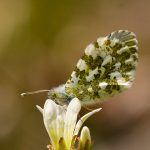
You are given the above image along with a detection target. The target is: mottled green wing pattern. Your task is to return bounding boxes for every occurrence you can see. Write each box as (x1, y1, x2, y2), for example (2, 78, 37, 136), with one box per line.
(65, 30, 138, 104)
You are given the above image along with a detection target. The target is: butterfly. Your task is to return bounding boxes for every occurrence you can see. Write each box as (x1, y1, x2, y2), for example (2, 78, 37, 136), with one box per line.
(22, 30, 138, 106)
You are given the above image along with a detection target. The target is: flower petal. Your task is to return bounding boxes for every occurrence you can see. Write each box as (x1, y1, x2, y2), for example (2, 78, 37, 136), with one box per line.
(42, 99, 58, 149)
(74, 108, 102, 136)
(36, 105, 43, 114)
(63, 97, 81, 149)
(43, 99, 57, 131)
(56, 105, 66, 141)
(79, 126, 92, 150)
(41, 99, 67, 150)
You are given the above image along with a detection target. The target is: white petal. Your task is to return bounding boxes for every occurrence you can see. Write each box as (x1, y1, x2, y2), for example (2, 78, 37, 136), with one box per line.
(80, 126, 91, 142)
(79, 126, 91, 149)
(43, 99, 57, 127)
(64, 97, 81, 149)
(42, 99, 66, 149)
(56, 105, 66, 140)
(36, 105, 43, 114)
(42, 100, 58, 147)
(74, 108, 102, 136)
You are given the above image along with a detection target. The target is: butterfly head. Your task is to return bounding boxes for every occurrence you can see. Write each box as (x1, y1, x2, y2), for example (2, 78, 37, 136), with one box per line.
(48, 84, 72, 106)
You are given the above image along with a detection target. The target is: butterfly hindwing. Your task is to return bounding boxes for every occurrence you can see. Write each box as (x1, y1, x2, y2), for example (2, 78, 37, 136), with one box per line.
(65, 30, 138, 104)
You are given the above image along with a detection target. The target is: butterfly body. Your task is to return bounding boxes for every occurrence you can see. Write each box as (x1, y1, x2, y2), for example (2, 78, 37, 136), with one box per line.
(48, 30, 138, 105)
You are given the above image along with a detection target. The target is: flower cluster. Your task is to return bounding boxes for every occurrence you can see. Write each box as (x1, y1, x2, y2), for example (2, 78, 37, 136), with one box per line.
(37, 98, 101, 150)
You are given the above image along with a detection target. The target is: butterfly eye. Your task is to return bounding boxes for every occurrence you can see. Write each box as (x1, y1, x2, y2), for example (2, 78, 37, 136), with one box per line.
(51, 93, 57, 99)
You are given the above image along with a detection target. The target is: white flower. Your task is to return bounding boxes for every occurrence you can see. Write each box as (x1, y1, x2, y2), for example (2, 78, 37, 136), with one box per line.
(79, 126, 91, 150)
(36, 98, 101, 150)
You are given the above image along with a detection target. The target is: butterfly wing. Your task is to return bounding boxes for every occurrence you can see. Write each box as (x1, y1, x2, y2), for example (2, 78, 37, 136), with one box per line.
(65, 30, 138, 104)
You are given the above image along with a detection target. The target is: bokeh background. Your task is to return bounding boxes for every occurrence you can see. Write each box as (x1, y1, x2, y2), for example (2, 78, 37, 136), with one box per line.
(0, 0, 150, 150)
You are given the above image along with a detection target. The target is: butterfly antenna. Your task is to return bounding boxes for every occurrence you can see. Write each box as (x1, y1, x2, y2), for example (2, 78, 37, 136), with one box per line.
(20, 90, 50, 97)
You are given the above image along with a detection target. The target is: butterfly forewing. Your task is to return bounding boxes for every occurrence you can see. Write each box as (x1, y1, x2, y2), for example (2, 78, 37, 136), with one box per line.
(65, 30, 138, 104)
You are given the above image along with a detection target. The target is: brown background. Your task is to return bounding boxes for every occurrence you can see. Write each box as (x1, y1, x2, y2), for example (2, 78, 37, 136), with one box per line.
(0, 0, 150, 150)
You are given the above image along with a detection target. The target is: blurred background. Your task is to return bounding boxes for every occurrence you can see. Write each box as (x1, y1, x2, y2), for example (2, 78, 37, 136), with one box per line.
(0, 0, 150, 149)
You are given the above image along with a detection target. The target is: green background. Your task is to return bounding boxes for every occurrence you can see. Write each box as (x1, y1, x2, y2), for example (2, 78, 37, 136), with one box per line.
(0, 0, 149, 149)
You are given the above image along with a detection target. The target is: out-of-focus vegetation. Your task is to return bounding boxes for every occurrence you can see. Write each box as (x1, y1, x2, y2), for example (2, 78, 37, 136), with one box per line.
(0, 0, 150, 150)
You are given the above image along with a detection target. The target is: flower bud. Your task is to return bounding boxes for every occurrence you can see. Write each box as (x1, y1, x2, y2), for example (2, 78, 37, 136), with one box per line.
(79, 126, 92, 150)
